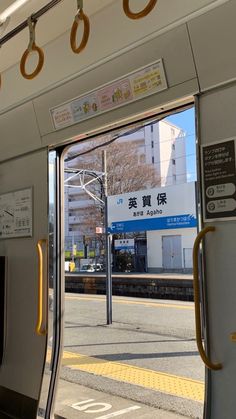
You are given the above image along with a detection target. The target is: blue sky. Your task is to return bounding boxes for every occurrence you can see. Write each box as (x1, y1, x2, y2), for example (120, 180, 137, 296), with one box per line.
(166, 107, 196, 182)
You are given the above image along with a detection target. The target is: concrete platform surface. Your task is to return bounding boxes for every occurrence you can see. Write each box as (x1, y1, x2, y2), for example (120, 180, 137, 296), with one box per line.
(52, 377, 192, 419)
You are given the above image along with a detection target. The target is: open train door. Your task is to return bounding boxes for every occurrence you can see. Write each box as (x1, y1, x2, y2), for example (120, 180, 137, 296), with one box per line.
(196, 87, 236, 419)
(0, 149, 50, 419)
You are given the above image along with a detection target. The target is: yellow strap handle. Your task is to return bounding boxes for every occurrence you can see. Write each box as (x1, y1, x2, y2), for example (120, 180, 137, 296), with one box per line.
(20, 18, 44, 80)
(123, 0, 158, 19)
(20, 43, 44, 80)
(193, 226, 222, 370)
(70, 9, 90, 54)
(36, 239, 48, 336)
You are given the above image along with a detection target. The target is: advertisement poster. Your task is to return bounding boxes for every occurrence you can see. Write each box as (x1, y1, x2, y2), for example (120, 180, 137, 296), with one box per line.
(51, 60, 167, 130)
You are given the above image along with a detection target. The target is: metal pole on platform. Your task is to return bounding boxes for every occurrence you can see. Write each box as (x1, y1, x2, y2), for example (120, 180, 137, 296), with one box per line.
(103, 150, 112, 325)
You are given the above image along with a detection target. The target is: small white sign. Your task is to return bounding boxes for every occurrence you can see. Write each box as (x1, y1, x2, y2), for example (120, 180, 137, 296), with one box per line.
(0, 188, 33, 239)
(96, 226, 104, 234)
(50, 59, 167, 130)
(114, 239, 135, 250)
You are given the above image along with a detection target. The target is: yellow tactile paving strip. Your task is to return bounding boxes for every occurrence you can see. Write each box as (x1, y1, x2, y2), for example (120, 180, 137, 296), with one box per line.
(47, 350, 204, 402)
(66, 295, 194, 310)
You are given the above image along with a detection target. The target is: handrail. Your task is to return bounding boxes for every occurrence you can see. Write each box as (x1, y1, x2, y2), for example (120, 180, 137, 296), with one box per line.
(123, 0, 158, 19)
(70, 2, 90, 55)
(193, 226, 222, 370)
(36, 239, 48, 336)
(20, 18, 44, 80)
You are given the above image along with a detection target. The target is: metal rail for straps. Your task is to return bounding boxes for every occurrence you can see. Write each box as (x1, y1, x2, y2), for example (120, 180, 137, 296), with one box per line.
(0, 0, 63, 47)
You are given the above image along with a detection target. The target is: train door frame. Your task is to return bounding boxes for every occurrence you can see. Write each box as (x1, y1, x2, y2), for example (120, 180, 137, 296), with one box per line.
(194, 91, 236, 419)
(42, 150, 65, 419)
(0, 150, 49, 419)
(195, 95, 210, 419)
(48, 97, 206, 417)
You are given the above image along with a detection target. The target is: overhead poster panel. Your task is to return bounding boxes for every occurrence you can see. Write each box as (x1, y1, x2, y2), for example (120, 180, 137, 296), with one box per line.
(108, 182, 197, 233)
(50, 59, 167, 130)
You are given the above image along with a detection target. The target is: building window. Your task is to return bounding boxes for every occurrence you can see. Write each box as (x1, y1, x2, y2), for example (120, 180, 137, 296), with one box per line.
(172, 143, 175, 150)
(151, 125, 154, 133)
(172, 159, 176, 165)
(152, 156, 155, 164)
(173, 174, 177, 183)
(151, 140, 154, 148)
(69, 228, 73, 231)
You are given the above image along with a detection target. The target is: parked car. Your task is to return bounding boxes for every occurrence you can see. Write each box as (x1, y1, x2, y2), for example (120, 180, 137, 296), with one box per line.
(80, 263, 104, 272)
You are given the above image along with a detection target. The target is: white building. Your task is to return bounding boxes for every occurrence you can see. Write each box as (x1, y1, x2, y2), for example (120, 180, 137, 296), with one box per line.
(115, 121, 186, 186)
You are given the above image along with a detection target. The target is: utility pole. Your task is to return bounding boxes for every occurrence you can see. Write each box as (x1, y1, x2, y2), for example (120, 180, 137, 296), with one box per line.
(64, 164, 112, 323)
(103, 150, 112, 325)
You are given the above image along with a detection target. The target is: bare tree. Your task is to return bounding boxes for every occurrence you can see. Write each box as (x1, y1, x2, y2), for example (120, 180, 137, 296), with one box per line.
(105, 141, 160, 195)
(66, 135, 161, 195)
(65, 134, 161, 238)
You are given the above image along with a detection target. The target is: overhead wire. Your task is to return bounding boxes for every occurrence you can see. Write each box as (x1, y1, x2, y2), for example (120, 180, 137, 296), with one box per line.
(66, 131, 196, 163)
(65, 121, 196, 163)
(67, 151, 197, 170)
(65, 131, 196, 163)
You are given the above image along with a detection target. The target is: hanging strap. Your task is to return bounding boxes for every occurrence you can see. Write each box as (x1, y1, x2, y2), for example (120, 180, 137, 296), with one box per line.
(70, 0, 90, 54)
(20, 17, 44, 80)
(123, 0, 158, 19)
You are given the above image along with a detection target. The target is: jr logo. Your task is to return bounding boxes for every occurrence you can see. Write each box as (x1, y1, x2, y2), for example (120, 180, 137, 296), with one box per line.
(117, 198, 123, 205)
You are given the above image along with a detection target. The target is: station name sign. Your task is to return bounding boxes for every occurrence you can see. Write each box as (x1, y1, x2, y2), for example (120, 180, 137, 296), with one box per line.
(108, 182, 197, 233)
(50, 59, 167, 130)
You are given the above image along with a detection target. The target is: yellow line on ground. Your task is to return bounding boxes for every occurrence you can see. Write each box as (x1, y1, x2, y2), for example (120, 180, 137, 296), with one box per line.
(48, 349, 203, 402)
(65, 295, 194, 310)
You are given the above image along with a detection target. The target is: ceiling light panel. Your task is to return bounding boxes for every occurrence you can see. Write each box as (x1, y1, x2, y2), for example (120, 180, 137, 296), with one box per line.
(0, 0, 30, 24)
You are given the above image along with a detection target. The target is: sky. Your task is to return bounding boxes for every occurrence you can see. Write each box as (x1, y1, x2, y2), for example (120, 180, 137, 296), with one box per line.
(166, 107, 196, 182)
